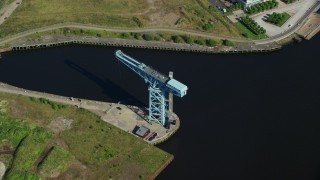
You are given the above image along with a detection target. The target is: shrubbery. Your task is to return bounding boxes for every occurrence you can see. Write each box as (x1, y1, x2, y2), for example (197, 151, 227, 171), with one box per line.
(203, 22, 213, 31)
(266, 12, 291, 26)
(36, 97, 66, 110)
(132, 17, 143, 27)
(223, 39, 234, 46)
(206, 39, 217, 47)
(281, 0, 297, 4)
(230, 3, 244, 11)
(142, 34, 153, 41)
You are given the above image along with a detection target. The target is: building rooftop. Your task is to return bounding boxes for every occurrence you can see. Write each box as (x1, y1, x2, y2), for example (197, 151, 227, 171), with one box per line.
(167, 79, 188, 91)
(136, 126, 150, 137)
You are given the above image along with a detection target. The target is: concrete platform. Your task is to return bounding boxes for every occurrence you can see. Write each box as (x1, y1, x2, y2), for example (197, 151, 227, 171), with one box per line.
(297, 13, 320, 39)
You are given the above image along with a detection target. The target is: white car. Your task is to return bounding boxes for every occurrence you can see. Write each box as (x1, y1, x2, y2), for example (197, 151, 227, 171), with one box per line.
(288, 24, 292, 27)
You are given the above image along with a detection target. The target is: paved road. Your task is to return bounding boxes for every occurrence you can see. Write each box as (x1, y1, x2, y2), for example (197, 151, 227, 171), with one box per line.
(0, 0, 22, 26)
(0, 23, 251, 44)
(252, 0, 318, 36)
(255, 0, 320, 44)
(0, 162, 5, 180)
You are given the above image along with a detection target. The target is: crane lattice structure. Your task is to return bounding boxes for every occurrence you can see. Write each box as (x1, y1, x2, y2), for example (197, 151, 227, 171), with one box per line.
(115, 50, 188, 126)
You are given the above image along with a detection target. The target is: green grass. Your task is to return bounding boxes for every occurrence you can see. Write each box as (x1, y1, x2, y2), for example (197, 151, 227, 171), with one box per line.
(6, 128, 53, 179)
(0, 154, 13, 169)
(235, 22, 268, 40)
(0, 0, 242, 38)
(38, 147, 74, 176)
(0, 92, 172, 179)
(0, 115, 29, 147)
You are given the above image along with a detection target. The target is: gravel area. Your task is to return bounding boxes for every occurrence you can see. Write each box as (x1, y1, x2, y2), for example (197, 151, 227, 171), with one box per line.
(0, 162, 5, 180)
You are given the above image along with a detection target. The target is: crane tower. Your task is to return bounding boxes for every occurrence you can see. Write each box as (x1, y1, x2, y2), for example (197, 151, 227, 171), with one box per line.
(115, 50, 188, 126)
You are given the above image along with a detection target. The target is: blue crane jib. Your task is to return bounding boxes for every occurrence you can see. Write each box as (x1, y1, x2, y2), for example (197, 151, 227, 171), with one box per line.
(115, 50, 188, 126)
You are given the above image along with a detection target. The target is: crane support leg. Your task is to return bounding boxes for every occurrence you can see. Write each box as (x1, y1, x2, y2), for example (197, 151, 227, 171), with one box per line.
(148, 86, 166, 126)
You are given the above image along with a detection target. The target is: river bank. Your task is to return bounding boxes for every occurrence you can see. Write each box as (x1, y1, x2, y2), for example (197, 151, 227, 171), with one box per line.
(1, 35, 281, 54)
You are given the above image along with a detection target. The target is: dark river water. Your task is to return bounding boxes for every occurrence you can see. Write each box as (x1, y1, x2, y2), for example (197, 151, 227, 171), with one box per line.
(1, 35, 320, 180)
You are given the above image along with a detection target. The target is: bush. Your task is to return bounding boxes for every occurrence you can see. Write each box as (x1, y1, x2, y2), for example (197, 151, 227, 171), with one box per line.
(171, 35, 183, 43)
(29, 97, 37, 102)
(133, 33, 142, 40)
(182, 35, 193, 44)
(132, 17, 143, 27)
(142, 34, 153, 41)
(120, 33, 130, 38)
(38, 98, 66, 110)
(223, 39, 234, 46)
(153, 35, 161, 41)
(194, 39, 205, 45)
(206, 39, 217, 47)
(203, 23, 213, 31)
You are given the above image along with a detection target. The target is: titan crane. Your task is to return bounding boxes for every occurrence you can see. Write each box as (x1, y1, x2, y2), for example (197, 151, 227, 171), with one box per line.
(115, 50, 188, 126)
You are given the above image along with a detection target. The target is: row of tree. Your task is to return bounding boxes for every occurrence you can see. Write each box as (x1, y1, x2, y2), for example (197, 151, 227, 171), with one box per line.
(230, 3, 244, 11)
(246, 0, 278, 15)
(241, 16, 266, 35)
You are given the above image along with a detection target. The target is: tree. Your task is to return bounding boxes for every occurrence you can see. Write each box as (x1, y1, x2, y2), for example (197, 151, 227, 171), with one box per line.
(223, 39, 234, 46)
(171, 35, 183, 43)
(206, 39, 217, 47)
(194, 39, 205, 45)
(203, 23, 213, 31)
(182, 35, 193, 44)
(121, 33, 130, 38)
(143, 34, 153, 41)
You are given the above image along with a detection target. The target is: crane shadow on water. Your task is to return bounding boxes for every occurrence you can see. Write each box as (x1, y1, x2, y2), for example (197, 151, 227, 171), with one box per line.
(64, 59, 145, 108)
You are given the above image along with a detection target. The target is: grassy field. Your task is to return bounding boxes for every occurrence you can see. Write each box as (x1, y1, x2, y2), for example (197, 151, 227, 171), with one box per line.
(235, 22, 268, 40)
(38, 146, 74, 177)
(0, 92, 171, 179)
(0, 0, 15, 10)
(0, 0, 242, 38)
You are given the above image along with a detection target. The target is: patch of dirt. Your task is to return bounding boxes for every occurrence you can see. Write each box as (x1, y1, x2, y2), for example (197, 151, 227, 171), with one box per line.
(0, 146, 14, 155)
(55, 160, 87, 180)
(142, 0, 181, 27)
(0, 161, 5, 180)
(6, 99, 28, 118)
(146, 11, 181, 26)
(48, 117, 73, 134)
(119, 162, 148, 180)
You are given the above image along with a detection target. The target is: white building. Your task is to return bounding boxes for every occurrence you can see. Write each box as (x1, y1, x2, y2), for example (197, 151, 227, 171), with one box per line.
(238, 0, 265, 7)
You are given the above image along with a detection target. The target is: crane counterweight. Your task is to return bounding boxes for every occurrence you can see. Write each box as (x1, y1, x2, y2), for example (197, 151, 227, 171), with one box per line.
(115, 50, 188, 126)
